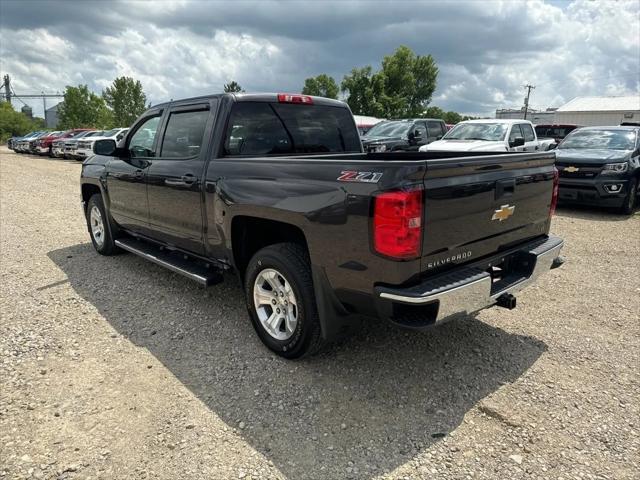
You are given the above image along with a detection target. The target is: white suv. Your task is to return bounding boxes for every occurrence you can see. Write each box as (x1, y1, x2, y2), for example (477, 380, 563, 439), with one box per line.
(75, 128, 129, 160)
(419, 119, 541, 152)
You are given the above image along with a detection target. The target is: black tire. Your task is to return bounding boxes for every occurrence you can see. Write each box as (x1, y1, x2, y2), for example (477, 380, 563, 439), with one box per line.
(244, 243, 324, 359)
(86, 194, 119, 255)
(619, 177, 637, 215)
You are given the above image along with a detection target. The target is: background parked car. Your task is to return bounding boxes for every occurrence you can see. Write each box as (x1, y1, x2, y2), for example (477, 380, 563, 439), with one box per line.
(421, 119, 540, 152)
(353, 115, 385, 136)
(49, 129, 93, 158)
(32, 131, 63, 155)
(535, 124, 581, 150)
(15, 131, 45, 153)
(34, 130, 70, 156)
(555, 126, 640, 214)
(75, 128, 129, 160)
(361, 118, 446, 152)
(58, 130, 98, 159)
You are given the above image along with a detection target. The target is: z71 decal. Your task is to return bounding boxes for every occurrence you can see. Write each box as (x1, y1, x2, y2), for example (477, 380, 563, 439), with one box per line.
(337, 171, 383, 183)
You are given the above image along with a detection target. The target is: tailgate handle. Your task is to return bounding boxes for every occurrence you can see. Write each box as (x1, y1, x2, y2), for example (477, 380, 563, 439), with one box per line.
(495, 178, 515, 200)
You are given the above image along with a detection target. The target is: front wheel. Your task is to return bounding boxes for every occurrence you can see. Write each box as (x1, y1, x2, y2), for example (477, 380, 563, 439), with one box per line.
(244, 243, 324, 359)
(86, 194, 119, 255)
(619, 178, 637, 215)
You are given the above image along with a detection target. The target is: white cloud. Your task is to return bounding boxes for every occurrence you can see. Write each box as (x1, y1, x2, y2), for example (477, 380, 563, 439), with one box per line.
(0, 0, 638, 118)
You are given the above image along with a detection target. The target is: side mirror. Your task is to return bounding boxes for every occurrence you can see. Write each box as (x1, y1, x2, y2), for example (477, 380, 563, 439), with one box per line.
(510, 137, 525, 148)
(436, 134, 443, 140)
(548, 143, 558, 150)
(94, 139, 117, 156)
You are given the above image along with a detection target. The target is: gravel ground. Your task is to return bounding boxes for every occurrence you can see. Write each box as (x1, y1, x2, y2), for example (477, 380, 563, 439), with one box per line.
(1, 146, 638, 480)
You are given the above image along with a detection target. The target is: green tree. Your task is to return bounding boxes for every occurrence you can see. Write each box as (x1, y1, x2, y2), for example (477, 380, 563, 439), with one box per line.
(340, 66, 385, 117)
(223, 81, 244, 93)
(379, 46, 438, 118)
(443, 111, 462, 124)
(301, 74, 339, 99)
(57, 85, 112, 129)
(424, 106, 446, 119)
(103, 76, 147, 127)
(0, 102, 45, 142)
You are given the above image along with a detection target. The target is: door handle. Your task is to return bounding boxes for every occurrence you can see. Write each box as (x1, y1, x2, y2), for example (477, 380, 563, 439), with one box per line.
(495, 178, 516, 200)
(164, 174, 197, 188)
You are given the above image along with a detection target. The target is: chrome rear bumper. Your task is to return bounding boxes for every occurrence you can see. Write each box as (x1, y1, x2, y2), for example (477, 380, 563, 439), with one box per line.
(375, 236, 564, 328)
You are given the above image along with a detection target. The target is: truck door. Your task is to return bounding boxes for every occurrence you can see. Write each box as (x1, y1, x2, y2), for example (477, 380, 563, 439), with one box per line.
(508, 124, 526, 152)
(520, 123, 539, 151)
(106, 112, 162, 233)
(145, 100, 216, 255)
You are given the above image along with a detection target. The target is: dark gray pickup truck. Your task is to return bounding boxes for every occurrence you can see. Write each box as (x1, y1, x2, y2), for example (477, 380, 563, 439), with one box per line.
(81, 93, 564, 358)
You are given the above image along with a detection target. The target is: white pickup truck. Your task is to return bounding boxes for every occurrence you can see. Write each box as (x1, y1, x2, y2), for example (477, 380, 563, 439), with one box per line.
(419, 119, 542, 152)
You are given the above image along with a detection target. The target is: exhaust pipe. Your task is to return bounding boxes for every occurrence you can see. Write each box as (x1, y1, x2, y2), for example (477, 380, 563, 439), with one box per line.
(496, 293, 517, 310)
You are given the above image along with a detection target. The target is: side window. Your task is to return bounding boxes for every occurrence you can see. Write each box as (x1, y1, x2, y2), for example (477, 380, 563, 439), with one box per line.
(413, 123, 426, 138)
(509, 124, 524, 142)
(521, 124, 535, 142)
(160, 110, 209, 158)
(129, 116, 161, 158)
(427, 121, 443, 137)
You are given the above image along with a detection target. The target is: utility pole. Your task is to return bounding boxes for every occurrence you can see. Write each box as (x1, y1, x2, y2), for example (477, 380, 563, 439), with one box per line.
(523, 84, 535, 120)
(2, 74, 11, 103)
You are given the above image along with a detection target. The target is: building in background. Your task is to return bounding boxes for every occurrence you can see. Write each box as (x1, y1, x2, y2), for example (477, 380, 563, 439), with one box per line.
(495, 107, 556, 124)
(554, 96, 640, 126)
(45, 102, 61, 128)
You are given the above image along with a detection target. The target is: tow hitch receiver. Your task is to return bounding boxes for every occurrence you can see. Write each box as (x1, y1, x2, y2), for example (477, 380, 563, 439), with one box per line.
(496, 293, 517, 310)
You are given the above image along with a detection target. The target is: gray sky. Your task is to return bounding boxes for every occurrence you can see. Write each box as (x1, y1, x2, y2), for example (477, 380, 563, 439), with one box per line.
(1, 0, 638, 118)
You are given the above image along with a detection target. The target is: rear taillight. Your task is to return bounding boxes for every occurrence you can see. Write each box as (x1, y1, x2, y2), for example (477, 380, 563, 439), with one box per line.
(277, 93, 313, 104)
(550, 168, 559, 216)
(373, 188, 423, 259)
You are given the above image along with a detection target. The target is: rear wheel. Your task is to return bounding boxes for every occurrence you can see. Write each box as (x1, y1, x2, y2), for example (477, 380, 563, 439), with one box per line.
(619, 177, 637, 215)
(244, 243, 324, 359)
(87, 194, 118, 255)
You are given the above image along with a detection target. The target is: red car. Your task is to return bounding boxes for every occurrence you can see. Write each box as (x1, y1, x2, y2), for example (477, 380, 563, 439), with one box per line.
(37, 129, 93, 156)
(534, 124, 581, 149)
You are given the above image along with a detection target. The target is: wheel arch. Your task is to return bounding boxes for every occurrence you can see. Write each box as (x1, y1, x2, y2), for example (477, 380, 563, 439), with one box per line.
(230, 215, 309, 279)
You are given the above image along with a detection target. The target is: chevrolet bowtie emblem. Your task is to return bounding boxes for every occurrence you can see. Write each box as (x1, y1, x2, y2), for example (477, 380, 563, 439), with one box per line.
(492, 204, 515, 221)
(564, 166, 579, 173)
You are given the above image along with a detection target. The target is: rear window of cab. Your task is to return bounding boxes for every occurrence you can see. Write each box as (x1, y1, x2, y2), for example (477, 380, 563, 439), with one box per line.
(224, 102, 361, 156)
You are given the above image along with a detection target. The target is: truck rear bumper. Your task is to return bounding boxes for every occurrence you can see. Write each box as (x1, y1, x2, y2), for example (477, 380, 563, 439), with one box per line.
(374, 235, 563, 329)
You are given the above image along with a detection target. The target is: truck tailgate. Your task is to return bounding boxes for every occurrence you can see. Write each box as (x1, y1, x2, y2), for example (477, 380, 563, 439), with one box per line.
(421, 152, 557, 273)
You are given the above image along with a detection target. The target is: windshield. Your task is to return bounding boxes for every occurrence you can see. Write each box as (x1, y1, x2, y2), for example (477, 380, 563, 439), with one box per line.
(103, 128, 121, 137)
(363, 121, 412, 138)
(559, 129, 636, 151)
(71, 131, 90, 139)
(444, 123, 508, 141)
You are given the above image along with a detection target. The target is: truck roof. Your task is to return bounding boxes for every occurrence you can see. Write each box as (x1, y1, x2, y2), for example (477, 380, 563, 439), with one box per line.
(151, 92, 349, 109)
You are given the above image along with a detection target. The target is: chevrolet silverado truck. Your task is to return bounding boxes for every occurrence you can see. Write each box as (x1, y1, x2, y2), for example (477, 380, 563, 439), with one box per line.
(81, 93, 564, 358)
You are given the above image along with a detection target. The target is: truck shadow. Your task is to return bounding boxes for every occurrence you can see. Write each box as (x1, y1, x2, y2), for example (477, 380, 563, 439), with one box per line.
(49, 243, 547, 480)
(555, 204, 636, 221)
